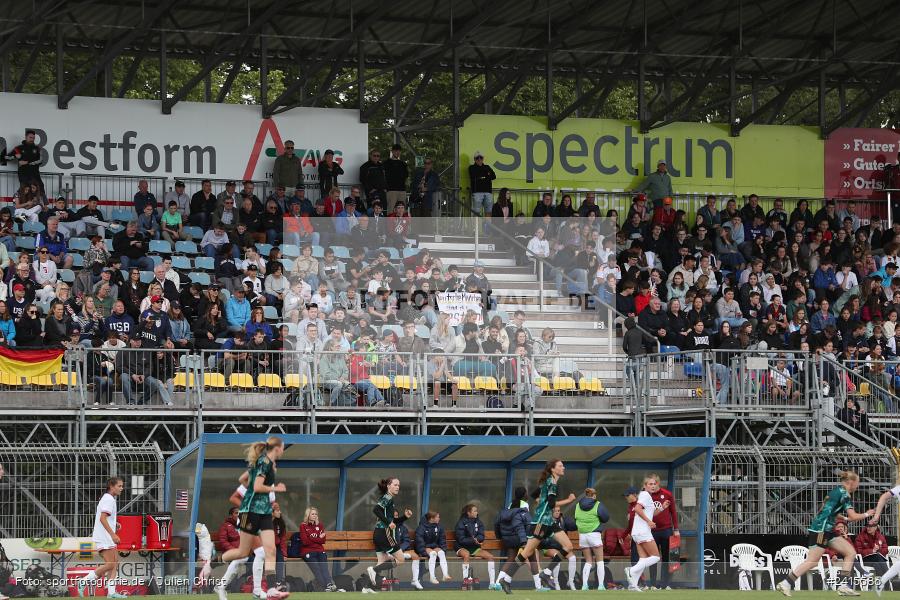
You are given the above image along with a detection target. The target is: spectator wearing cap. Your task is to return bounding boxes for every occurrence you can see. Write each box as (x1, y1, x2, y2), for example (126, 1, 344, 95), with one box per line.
(140, 294, 174, 347)
(468, 151, 496, 215)
(216, 180, 241, 212)
(651, 197, 676, 231)
(636, 160, 673, 208)
(382, 144, 408, 214)
(359, 149, 387, 205)
(334, 198, 362, 238)
(318, 149, 345, 199)
(36, 217, 72, 268)
(290, 187, 314, 216)
(273, 140, 301, 190)
(133, 179, 157, 216)
(225, 286, 251, 332)
(412, 157, 441, 216)
(164, 181, 191, 220)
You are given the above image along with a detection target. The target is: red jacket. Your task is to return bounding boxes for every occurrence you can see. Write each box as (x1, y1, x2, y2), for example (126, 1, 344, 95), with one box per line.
(855, 529, 888, 557)
(274, 518, 287, 555)
(627, 500, 636, 532)
(649, 488, 679, 530)
(651, 207, 676, 231)
(299, 522, 327, 554)
(217, 518, 241, 552)
(324, 197, 343, 217)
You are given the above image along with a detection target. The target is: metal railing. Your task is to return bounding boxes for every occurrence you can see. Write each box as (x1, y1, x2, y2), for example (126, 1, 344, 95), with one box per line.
(0, 169, 65, 202)
(70, 173, 167, 213)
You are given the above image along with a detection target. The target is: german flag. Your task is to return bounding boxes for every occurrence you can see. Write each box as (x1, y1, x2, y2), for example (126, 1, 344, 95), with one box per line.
(0, 347, 64, 378)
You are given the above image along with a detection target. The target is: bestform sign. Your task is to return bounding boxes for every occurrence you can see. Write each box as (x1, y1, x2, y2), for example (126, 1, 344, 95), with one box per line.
(0, 93, 368, 183)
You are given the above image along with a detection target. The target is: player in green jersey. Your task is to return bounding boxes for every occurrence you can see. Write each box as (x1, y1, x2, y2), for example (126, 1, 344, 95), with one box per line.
(365, 476, 413, 590)
(221, 437, 289, 600)
(776, 470, 874, 597)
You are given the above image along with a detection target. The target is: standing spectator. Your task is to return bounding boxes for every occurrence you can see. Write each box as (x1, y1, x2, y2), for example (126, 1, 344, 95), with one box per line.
(273, 140, 301, 190)
(164, 181, 191, 219)
(12, 130, 43, 192)
(412, 158, 441, 216)
(216, 507, 241, 552)
(133, 180, 157, 216)
(468, 151, 496, 215)
(359, 149, 387, 206)
(240, 180, 263, 213)
(383, 144, 408, 214)
(189, 179, 216, 229)
(318, 149, 344, 199)
(636, 160, 674, 208)
(645, 473, 678, 590)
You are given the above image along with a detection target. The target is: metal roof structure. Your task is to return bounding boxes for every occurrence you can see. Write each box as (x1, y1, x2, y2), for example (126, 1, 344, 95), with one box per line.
(2, 0, 899, 135)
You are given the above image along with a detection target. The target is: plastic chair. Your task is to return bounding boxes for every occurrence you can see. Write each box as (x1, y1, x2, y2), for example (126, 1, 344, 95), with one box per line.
(184, 226, 204, 240)
(332, 246, 350, 258)
(174, 372, 195, 389)
(189, 272, 211, 286)
(281, 244, 300, 258)
(368, 375, 391, 389)
(395, 376, 417, 390)
(139, 271, 154, 284)
(175, 241, 199, 255)
(552, 376, 576, 391)
(22, 221, 44, 234)
(579, 378, 607, 394)
(59, 269, 75, 283)
(229, 373, 255, 389)
(104, 239, 113, 252)
(284, 374, 308, 388)
(171, 256, 192, 271)
(280, 258, 295, 272)
(263, 305, 279, 321)
(257, 374, 283, 389)
(731, 543, 775, 590)
(415, 324, 431, 339)
(70, 254, 84, 267)
(203, 373, 225, 389)
(684, 363, 704, 378)
(68, 238, 91, 252)
(194, 256, 214, 271)
(534, 376, 551, 392)
(149, 240, 172, 254)
(311, 245, 324, 258)
(255, 243, 273, 255)
(780, 545, 818, 590)
(16, 236, 35, 250)
(453, 376, 473, 392)
(474, 376, 499, 391)
(402, 247, 420, 259)
(111, 209, 133, 223)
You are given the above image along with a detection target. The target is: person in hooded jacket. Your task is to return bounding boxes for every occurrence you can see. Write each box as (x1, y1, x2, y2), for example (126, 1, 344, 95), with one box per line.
(575, 487, 610, 590)
(414, 511, 451, 586)
(493, 487, 546, 592)
(455, 504, 496, 588)
(393, 509, 423, 589)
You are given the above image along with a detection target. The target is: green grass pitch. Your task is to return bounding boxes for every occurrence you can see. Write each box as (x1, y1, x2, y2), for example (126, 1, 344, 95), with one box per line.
(174, 591, 884, 599)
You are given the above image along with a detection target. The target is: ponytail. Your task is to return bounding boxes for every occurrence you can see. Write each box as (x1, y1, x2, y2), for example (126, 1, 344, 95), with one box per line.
(106, 477, 123, 491)
(839, 470, 859, 483)
(245, 436, 283, 466)
(584, 487, 597, 498)
(537, 459, 560, 487)
(378, 477, 398, 494)
(461, 503, 477, 518)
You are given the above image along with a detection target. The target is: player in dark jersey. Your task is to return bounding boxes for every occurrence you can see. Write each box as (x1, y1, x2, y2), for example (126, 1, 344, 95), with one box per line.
(365, 476, 413, 590)
(494, 487, 546, 594)
(776, 470, 873, 597)
(221, 437, 289, 600)
(865, 481, 900, 595)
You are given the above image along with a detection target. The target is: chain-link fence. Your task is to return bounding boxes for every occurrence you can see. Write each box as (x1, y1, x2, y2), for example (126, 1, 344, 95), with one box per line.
(0, 443, 164, 538)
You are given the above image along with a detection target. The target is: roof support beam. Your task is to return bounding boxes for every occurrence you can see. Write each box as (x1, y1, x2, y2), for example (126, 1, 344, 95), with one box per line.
(427, 445, 463, 466)
(0, 0, 68, 58)
(342, 444, 378, 466)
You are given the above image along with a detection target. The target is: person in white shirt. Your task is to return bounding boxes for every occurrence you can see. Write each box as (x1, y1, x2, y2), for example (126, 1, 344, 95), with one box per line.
(78, 477, 128, 598)
(33, 248, 58, 303)
(625, 476, 661, 592)
(215, 484, 273, 600)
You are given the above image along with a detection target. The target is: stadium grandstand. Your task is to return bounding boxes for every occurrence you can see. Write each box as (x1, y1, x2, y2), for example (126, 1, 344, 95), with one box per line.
(1, 0, 900, 596)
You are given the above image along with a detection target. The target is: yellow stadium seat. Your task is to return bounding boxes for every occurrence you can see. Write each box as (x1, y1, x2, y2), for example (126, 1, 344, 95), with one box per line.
(284, 373, 307, 388)
(474, 376, 499, 391)
(499, 377, 509, 391)
(395, 376, 417, 390)
(28, 374, 55, 386)
(553, 376, 577, 391)
(534, 376, 551, 392)
(258, 374, 282, 388)
(453, 376, 473, 392)
(173, 372, 194, 389)
(858, 382, 871, 396)
(203, 373, 225, 389)
(579, 378, 607, 394)
(58, 371, 78, 387)
(0, 372, 21, 386)
(229, 373, 255, 389)
(368, 375, 391, 389)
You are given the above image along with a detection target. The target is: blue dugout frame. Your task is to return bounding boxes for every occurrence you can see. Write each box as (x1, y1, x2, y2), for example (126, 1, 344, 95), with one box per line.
(166, 434, 715, 589)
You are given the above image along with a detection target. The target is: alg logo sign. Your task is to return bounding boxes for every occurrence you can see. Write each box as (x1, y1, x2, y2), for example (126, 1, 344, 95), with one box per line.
(242, 119, 344, 181)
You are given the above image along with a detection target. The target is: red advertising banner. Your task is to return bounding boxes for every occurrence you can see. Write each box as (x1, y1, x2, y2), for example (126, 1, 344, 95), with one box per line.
(825, 128, 900, 199)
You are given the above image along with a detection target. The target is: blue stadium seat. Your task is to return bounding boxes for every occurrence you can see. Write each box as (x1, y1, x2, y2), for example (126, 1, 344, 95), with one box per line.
(70, 254, 84, 267)
(171, 256, 192, 271)
(379, 247, 400, 260)
(279, 258, 295, 272)
(175, 241, 198, 255)
(59, 269, 75, 283)
(684, 363, 704, 378)
(255, 243, 272, 255)
(68, 238, 91, 252)
(150, 255, 162, 267)
(184, 226, 204, 240)
(331, 246, 350, 258)
(140, 271, 154, 284)
(263, 305, 279, 321)
(402, 247, 420, 259)
(660, 345, 680, 354)
(104, 239, 113, 251)
(111, 209, 133, 223)
(194, 256, 214, 271)
(189, 272, 211, 286)
(149, 240, 172, 254)
(280, 244, 300, 258)
(311, 245, 324, 258)
(16, 236, 35, 250)
(23, 222, 44, 234)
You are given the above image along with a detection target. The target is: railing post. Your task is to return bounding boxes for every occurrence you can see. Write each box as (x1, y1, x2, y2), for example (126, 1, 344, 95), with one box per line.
(538, 260, 544, 313)
(185, 354, 203, 438)
(474, 216, 479, 264)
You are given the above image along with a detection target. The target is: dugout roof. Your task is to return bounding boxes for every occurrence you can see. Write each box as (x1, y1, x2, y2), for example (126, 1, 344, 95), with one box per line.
(3, 0, 898, 133)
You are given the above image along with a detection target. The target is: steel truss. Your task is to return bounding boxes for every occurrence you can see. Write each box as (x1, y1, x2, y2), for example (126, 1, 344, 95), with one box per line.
(2, 0, 898, 156)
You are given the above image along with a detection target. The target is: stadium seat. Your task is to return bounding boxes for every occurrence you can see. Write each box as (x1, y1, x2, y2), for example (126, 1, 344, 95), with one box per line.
(258, 374, 282, 388)
(279, 322, 298, 337)
(280, 258, 295, 272)
(280, 244, 300, 258)
(58, 371, 78, 387)
(27, 374, 55, 387)
(229, 373, 254, 389)
(402, 247, 420, 259)
(311, 245, 324, 258)
(379, 247, 400, 260)
(415, 324, 430, 339)
(552, 376, 576, 391)
(59, 269, 75, 283)
(684, 363, 704, 378)
(284, 374, 308, 388)
(193, 256, 214, 271)
(149, 240, 172, 254)
(175, 241, 199, 255)
(184, 226, 204, 240)
(150, 255, 162, 267)
(474, 376, 499, 391)
(263, 305, 279, 321)
(369, 375, 391, 389)
(111, 209, 133, 223)
(255, 243, 273, 255)
(23, 221, 45, 234)
(16, 236, 35, 250)
(104, 239, 113, 251)
(174, 372, 195, 389)
(139, 271, 154, 283)
(394, 376, 417, 390)
(660, 344, 680, 354)
(203, 373, 225, 389)
(71, 254, 84, 267)
(68, 238, 91, 252)
(453, 376, 473, 392)
(189, 272, 211, 286)
(171, 256, 192, 271)
(332, 246, 350, 258)
(534, 376, 551, 392)
(487, 309, 509, 323)
(579, 378, 607, 394)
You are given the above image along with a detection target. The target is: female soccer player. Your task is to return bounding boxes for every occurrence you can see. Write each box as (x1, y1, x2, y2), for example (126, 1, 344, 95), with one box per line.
(77, 477, 127, 598)
(863, 481, 900, 596)
(221, 437, 288, 600)
(494, 487, 545, 594)
(366, 477, 413, 589)
(575, 487, 610, 590)
(776, 470, 874, 597)
(455, 504, 497, 589)
(625, 476, 662, 591)
(214, 483, 274, 600)
(513, 460, 576, 578)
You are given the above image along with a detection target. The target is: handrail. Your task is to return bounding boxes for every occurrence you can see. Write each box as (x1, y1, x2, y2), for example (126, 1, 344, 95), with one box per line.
(443, 189, 658, 353)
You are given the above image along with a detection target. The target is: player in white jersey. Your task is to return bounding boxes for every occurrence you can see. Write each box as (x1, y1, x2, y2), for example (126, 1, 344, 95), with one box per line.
(213, 483, 276, 600)
(624, 475, 661, 592)
(868, 483, 900, 596)
(77, 477, 128, 598)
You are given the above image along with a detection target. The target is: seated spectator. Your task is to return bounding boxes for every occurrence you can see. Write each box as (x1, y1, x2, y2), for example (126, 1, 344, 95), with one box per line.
(220, 331, 249, 380)
(810, 299, 836, 333)
(161, 201, 187, 244)
(349, 333, 385, 406)
(36, 217, 72, 268)
(225, 287, 251, 332)
(448, 322, 496, 378)
(216, 508, 241, 552)
(201, 223, 237, 259)
(193, 304, 227, 353)
(137, 204, 161, 240)
(320, 338, 352, 406)
(113, 221, 154, 271)
(855, 522, 888, 576)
